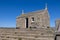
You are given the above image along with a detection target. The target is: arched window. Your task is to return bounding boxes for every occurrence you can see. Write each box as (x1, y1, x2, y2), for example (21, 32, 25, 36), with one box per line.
(32, 17, 34, 22)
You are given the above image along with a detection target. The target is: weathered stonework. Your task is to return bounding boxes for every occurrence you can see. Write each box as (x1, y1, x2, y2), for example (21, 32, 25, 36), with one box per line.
(55, 19, 60, 32)
(0, 28, 55, 40)
(0, 6, 56, 40)
(55, 19, 60, 40)
(16, 9, 50, 29)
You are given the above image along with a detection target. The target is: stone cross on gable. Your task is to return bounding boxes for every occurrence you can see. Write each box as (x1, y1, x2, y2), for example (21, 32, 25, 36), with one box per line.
(22, 10, 24, 14)
(45, 3, 47, 10)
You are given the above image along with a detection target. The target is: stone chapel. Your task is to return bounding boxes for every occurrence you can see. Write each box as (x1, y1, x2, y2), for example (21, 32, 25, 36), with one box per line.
(0, 4, 60, 40)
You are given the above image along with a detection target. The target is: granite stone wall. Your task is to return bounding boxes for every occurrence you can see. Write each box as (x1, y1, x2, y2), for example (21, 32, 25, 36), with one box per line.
(16, 9, 50, 29)
(0, 28, 55, 40)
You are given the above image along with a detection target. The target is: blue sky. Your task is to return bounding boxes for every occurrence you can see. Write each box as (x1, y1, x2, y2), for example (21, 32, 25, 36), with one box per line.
(0, 0, 60, 28)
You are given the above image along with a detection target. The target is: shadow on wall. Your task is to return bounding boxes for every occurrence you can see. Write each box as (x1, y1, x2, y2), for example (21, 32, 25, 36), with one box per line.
(18, 38, 22, 40)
